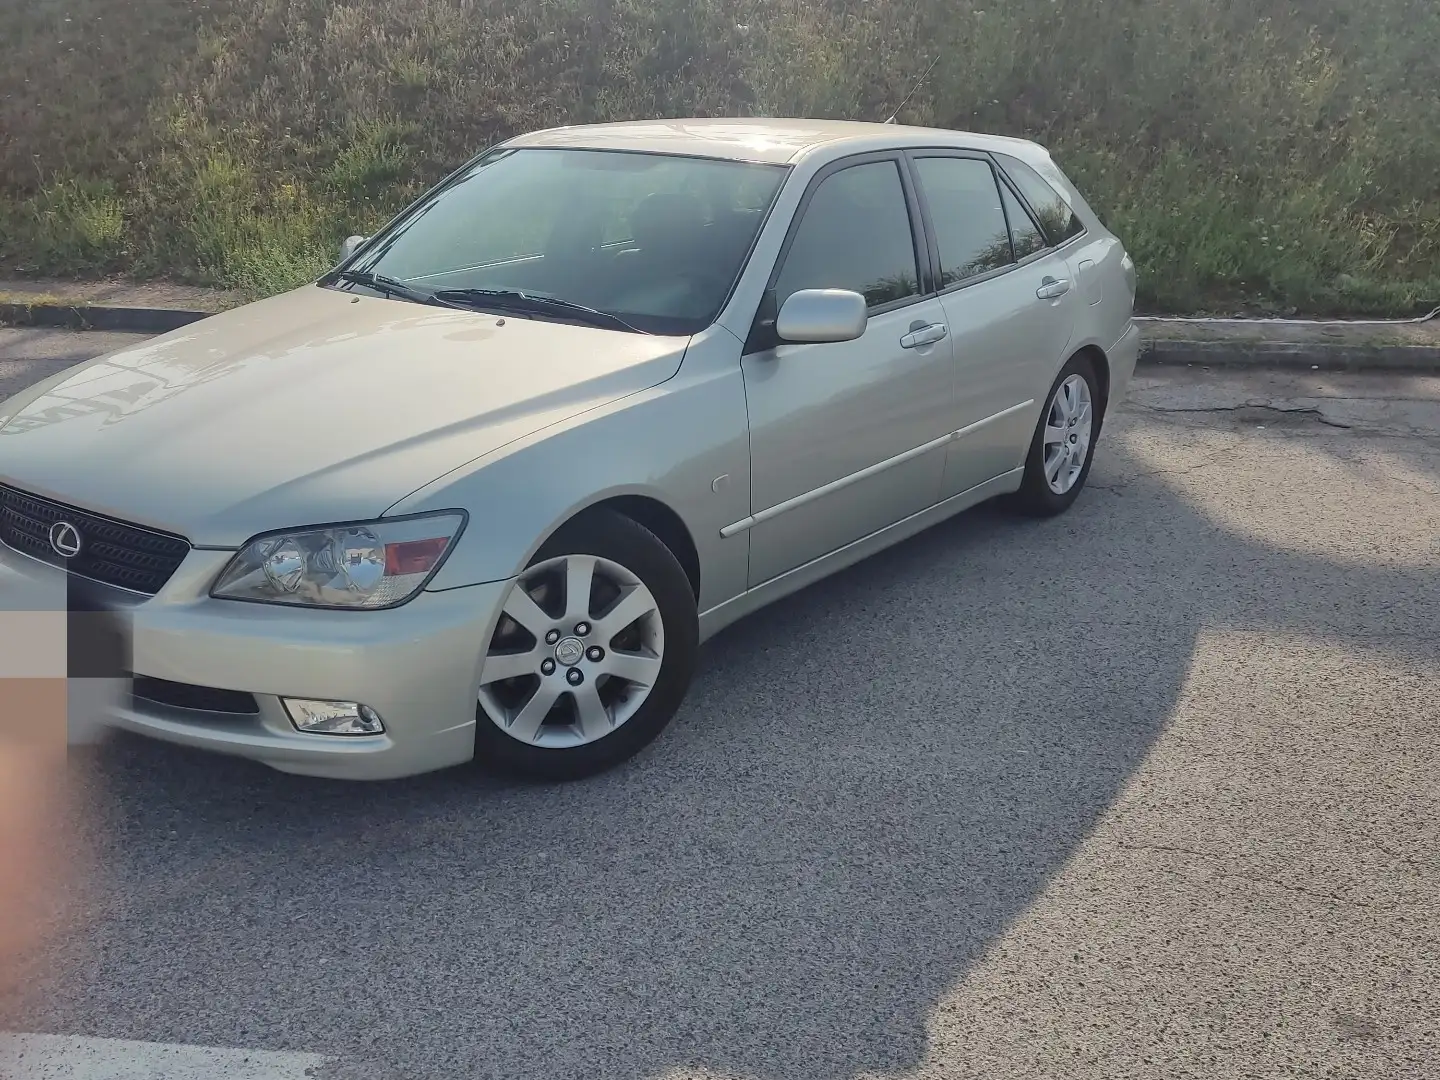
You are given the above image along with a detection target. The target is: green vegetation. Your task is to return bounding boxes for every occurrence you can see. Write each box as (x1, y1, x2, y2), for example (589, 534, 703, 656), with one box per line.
(3, 0, 1438, 314)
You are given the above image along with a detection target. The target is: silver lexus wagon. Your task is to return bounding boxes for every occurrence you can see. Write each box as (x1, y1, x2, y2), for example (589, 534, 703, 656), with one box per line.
(0, 118, 1140, 781)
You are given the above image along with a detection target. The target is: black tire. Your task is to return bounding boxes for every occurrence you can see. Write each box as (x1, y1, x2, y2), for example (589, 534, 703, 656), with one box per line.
(1008, 352, 1104, 517)
(473, 509, 699, 782)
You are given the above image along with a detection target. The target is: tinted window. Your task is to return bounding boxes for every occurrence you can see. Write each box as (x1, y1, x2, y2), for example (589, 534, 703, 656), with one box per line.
(775, 161, 920, 309)
(1001, 183, 1047, 259)
(997, 154, 1085, 244)
(914, 157, 1014, 287)
(339, 148, 788, 335)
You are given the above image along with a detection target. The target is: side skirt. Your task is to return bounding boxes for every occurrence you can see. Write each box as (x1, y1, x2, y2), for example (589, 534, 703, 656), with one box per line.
(697, 467, 1025, 643)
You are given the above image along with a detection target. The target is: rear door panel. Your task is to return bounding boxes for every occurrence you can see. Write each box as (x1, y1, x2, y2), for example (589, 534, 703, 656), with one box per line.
(906, 152, 1077, 499)
(934, 254, 1076, 496)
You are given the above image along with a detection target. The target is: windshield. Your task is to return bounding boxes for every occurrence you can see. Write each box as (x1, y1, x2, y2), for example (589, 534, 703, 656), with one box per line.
(331, 147, 789, 335)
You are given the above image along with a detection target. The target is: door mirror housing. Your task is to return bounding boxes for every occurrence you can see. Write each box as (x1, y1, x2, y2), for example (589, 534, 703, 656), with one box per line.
(775, 289, 867, 345)
(339, 235, 369, 262)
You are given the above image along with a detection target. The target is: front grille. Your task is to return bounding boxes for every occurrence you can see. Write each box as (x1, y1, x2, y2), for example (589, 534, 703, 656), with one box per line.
(0, 484, 191, 595)
(131, 676, 259, 715)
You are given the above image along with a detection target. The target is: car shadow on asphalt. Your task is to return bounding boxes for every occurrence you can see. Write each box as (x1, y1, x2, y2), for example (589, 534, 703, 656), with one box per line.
(21, 406, 1440, 1080)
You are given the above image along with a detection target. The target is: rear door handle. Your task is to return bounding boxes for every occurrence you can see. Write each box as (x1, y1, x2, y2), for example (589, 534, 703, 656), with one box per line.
(1036, 277, 1071, 300)
(900, 323, 948, 349)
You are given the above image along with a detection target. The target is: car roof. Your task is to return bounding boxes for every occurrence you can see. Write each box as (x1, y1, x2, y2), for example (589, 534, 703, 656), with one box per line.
(505, 117, 1047, 166)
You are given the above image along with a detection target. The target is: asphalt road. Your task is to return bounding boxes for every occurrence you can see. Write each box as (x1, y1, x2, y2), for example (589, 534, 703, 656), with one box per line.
(0, 328, 151, 402)
(2, 330, 1438, 1079)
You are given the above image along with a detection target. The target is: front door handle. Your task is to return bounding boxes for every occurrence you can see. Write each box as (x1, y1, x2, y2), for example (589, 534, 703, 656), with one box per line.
(1036, 277, 1072, 300)
(900, 323, 948, 349)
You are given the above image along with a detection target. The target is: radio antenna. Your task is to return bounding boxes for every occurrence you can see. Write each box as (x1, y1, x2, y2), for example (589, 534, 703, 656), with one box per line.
(883, 55, 940, 125)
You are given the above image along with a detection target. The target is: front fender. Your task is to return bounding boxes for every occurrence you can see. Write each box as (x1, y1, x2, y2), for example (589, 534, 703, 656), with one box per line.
(393, 328, 753, 614)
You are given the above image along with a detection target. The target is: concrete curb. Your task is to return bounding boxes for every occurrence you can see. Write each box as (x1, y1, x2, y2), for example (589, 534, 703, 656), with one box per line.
(1139, 339, 1440, 373)
(5, 300, 1440, 372)
(0, 302, 211, 334)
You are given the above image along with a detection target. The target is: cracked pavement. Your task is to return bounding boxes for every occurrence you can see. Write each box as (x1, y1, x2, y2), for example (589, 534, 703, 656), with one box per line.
(1, 333, 1437, 1079)
(1127, 366, 1440, 444)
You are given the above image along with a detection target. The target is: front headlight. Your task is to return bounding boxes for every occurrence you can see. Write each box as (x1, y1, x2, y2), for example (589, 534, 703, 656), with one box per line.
(211, 512, 466, 609)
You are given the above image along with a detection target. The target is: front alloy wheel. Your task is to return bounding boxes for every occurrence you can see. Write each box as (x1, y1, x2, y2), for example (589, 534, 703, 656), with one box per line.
(479, 554, 664, 748)
(473, 510, 698, 780)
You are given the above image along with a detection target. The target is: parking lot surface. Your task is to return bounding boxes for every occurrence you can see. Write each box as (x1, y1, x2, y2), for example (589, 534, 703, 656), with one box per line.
(0, 328, 152, 402)
(1, 330, 1437, 1079)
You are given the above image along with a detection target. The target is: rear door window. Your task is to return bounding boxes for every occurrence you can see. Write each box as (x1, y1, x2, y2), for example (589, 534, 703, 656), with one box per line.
(996, 154, 1085, 245)
(1000, 183, 1047, 259)
(912, 157, 1015, 287)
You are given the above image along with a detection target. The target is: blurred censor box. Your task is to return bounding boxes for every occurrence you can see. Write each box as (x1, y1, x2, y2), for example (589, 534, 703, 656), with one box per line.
(1, 562, 131, 748)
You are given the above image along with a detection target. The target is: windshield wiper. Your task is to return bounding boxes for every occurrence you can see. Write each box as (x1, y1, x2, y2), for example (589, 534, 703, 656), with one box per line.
(334, 270, 452, 308)
(431, 289, 649, 335)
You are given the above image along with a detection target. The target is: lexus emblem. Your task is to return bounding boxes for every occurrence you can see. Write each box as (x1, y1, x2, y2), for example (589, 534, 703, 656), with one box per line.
(49, 520, 83, 558)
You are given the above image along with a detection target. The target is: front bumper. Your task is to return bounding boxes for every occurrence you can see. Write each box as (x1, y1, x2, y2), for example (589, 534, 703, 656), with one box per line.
(0, 543, 508, 780)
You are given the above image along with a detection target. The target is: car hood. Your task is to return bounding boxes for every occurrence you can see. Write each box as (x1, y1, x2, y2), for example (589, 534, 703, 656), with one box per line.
(0, 285, 688, 546)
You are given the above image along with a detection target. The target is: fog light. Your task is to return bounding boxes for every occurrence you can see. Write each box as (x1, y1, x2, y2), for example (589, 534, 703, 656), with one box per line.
(284, 698, 386, 736)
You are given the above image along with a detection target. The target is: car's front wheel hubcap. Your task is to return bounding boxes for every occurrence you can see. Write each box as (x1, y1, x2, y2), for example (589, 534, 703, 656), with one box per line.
(478, 554, 665, 748)
(1042, 373, 1093, 495)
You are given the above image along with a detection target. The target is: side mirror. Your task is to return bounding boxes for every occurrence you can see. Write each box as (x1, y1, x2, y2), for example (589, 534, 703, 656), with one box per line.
(339, 235, 369, 262)
(775, 289, 867, 345)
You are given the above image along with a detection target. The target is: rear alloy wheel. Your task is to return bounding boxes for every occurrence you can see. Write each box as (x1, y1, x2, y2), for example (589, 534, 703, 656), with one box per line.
(1009, 353, 1103, 517)
(474, 510, 697, 780)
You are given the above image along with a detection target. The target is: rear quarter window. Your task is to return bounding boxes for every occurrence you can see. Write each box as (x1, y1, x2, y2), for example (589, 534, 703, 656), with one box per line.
(995, 154, 1085, 246)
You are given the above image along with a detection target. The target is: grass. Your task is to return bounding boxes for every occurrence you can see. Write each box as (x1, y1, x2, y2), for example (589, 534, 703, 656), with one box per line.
(0, 293, 69, 308)
(2, 0, 1439, 315)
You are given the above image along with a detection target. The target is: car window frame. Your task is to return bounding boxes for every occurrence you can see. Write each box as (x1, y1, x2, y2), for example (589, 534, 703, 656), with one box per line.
(902, 147, 1091, 301)
(903, 150, 1023, 296)
(995, 174, 1050, 264)
(744, 150, 935, 355)
(991, 152, 1088, 250)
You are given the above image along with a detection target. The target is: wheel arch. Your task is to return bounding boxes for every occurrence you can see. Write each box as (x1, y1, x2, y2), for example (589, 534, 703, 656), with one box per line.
(555, 494, 702, 602)
(1072, 343, 1111, 418)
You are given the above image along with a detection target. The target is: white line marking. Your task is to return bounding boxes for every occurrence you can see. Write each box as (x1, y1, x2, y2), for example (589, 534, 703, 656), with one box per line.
(0, 1033, 329, 1079)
